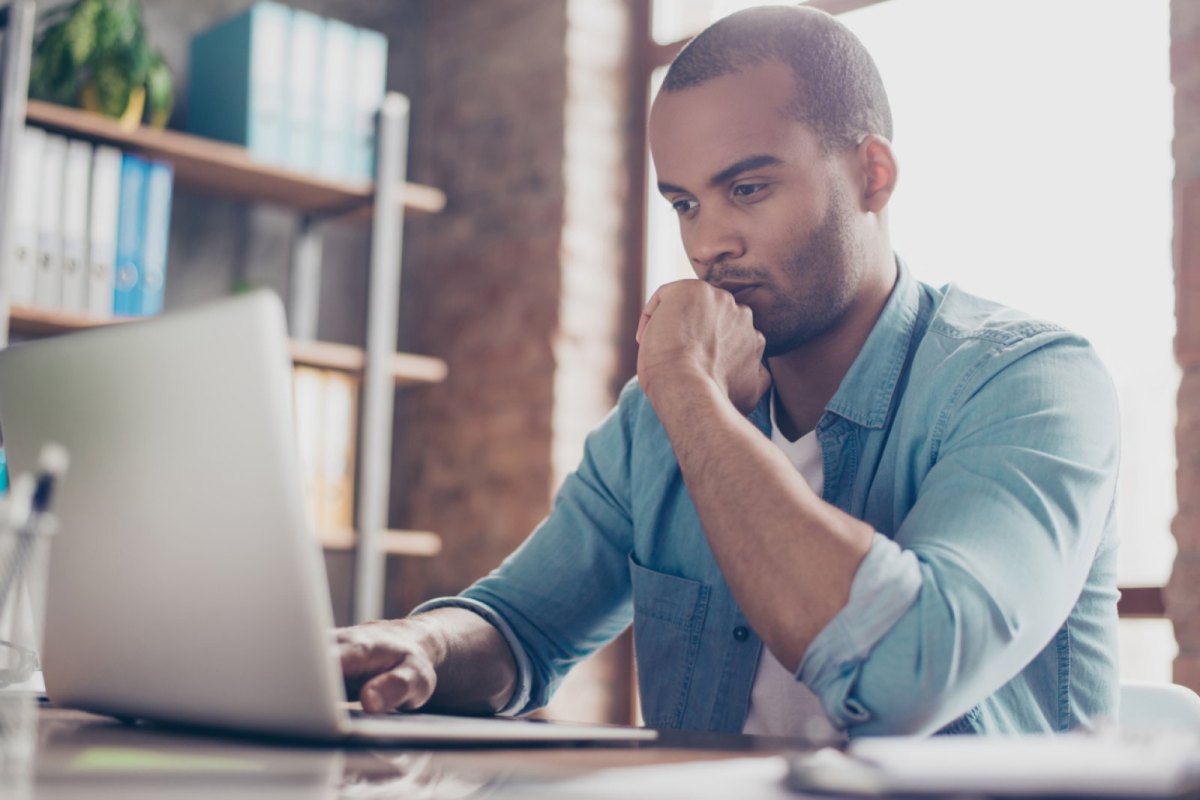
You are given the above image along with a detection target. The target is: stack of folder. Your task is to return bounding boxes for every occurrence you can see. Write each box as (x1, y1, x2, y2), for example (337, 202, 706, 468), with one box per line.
(6, 127, 174, 318)
(292, 366, 359, 536)
(187, 2, 389, 183)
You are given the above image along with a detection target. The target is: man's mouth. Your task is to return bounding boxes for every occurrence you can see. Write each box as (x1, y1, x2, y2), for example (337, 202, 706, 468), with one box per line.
(718, 283, 760, 304)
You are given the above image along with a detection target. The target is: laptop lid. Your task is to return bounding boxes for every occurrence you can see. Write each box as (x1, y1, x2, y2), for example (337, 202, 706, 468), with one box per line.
(0, 291, 348, 739)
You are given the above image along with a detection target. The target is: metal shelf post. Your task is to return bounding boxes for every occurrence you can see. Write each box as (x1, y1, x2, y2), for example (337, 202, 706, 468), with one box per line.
(354, 93, 410, 622)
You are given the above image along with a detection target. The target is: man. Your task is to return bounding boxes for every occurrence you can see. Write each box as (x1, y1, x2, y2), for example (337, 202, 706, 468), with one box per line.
(338, 5, 1120, 737)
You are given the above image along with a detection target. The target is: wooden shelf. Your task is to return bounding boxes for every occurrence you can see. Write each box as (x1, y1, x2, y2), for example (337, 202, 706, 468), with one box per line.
(25, 100, 446, 218)
(5, 305, 128, 336)
(288, 339, 447, 387)
(319, 528, 442, 557)
(8, 305, 447, 386)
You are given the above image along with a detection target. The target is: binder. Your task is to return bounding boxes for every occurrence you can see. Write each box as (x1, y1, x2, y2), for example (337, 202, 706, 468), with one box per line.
(59, 139, 94, 314)
(188, 2, 291, 164)
(349, 28, 388, 182)
(86, 146, 123, 318)
(138, 161, 174, 316)
(285, 9, 323, 173)
(113, 154, 149, 317)
(33, 134, 66, 310)
(292, 366, 325, 531)
(317, 18, 356, 180)
(319, 371, 358, 533)
(7, 127, 44, 307)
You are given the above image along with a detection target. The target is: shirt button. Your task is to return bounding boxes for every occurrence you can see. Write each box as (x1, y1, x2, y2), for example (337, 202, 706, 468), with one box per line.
(733, 626, 749, 642)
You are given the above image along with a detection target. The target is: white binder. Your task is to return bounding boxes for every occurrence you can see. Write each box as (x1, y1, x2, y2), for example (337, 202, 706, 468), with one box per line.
(317, 18, 356, 179)
(349, 28, 387, 181)
(33, 134, 67, 310)
(59, 139, 94, 314)
(7, 127, 45, 307)
(86, 145, 122, 318)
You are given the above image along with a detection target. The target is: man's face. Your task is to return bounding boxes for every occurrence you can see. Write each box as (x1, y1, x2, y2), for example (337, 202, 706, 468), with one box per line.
(648, 61, 865, 356)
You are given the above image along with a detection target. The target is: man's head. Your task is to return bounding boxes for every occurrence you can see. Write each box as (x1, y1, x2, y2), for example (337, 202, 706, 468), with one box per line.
(649, 5, 898, 357)
(663, 5, 892, 154)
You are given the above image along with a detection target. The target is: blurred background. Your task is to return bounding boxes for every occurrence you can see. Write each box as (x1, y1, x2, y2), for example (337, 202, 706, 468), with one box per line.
(3, 0, 1187, 725)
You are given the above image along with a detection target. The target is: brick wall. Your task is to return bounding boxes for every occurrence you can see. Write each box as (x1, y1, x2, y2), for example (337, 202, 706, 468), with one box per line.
(1173, 0, 1200, 691)
(389, 0, 637, 722)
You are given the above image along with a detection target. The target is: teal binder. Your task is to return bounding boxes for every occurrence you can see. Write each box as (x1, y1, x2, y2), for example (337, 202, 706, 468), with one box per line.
(137, 161, 174, 316)
(285, 9, 324, 173)
(113, 154, 148, 317)
(317, 18, 356, 179)
(188, 2, 292, 164)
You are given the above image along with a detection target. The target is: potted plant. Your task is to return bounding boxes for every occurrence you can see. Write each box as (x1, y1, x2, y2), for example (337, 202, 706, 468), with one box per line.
(29, 0, 173, 130)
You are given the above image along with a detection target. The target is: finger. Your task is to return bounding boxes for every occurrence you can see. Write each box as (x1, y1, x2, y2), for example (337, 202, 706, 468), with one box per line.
(757, 363, 773, 398)
(360, 661, 436, 713)
(336, 628, 400, 681)
(636, 290, 664, 345)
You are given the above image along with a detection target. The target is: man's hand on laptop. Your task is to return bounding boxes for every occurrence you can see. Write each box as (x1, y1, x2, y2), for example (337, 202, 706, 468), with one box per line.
(336, 607, 518, 715)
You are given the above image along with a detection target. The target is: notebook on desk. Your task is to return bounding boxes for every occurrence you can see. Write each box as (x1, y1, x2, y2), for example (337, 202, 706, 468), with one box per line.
(0, 291, 655, 745)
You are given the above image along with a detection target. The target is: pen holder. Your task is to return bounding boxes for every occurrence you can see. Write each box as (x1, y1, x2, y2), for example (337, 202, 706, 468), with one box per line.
(0, 486, 55, 690)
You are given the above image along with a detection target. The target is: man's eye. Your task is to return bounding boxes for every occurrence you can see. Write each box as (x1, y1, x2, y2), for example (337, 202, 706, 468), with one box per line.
(671, 198, 698, 214)
(732, 183, 767, 199)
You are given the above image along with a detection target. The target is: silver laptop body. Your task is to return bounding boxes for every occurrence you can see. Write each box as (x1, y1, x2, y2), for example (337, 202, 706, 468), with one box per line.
(0, 291, 653, 745)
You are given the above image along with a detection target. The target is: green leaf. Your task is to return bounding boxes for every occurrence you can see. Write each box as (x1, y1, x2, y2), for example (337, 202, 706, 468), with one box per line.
(62, 0, 101, 65)
(91, 57, 133, 118)
(144, 58, 173, 127)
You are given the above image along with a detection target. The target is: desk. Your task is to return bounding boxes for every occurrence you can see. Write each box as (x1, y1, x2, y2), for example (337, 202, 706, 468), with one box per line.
(1, 701, 793, 799)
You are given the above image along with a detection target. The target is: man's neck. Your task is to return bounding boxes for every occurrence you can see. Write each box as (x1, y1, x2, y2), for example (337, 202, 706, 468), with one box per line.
(768, 259, 898, 442)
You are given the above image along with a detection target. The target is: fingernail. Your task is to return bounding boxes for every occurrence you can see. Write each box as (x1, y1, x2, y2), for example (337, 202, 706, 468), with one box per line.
(363, 687, 380, 711)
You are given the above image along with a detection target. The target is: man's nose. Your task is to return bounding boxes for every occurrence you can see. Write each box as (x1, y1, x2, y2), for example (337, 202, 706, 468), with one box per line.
(687, 214, 746, 279)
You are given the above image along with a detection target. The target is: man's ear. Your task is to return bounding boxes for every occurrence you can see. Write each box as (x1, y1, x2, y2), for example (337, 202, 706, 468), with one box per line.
(856, 134, 898, 213)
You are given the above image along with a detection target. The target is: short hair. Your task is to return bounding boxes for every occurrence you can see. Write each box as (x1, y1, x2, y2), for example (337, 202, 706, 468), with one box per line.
(662, 5, 893, 152)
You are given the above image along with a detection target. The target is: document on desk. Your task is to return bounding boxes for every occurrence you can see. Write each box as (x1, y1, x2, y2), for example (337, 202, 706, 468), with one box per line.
(786, 731, 1200, 797)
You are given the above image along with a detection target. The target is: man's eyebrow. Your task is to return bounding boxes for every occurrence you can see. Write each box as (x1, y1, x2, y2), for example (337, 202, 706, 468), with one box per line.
(710, 154, 784, 186)
(656, 154, 784, 197)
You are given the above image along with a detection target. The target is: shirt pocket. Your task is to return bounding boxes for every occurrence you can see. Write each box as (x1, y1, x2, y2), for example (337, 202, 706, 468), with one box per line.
(628, 554, 711, 729)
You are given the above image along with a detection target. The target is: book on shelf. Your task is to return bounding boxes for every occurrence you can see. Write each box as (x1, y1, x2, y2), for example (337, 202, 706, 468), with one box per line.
(7, 127, 44, 307)
(188, 1, 292, 166)
(60, 138, 93, 314)
(291, 366, 359, 538)
(113, 153, 148, 317)
(319, 370, 359, 533)
(138, 161, 175, 316)
(34, 133, 66, 311)
(350, 28, 389, 182)
(286, 8, 323, 173)
(110, 153, 175, 319)
(187, 3, 390, 183)
(6, 126, 172, 321)
(292, 366, 324, 531)
(87, 146, 123, 319)
(317, 17, 356, 181)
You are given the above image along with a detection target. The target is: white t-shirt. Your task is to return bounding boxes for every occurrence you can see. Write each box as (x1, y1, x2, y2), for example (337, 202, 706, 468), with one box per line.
(740, 393, 845, 742)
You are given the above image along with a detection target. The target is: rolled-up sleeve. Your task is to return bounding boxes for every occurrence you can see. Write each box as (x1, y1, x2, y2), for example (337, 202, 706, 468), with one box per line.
(415, 381, 643, 716)
(799, 332, 1120, 735)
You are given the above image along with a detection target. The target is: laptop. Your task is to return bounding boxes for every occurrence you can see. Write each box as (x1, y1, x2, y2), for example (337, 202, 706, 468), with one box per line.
(0, 291, 655, 745)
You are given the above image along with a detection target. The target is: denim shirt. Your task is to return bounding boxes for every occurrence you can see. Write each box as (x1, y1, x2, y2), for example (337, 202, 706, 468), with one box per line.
(417, 260, 1121, 737)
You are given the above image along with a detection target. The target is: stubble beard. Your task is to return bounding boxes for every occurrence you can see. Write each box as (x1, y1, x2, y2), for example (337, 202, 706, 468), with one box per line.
(758, 183, 860, 357)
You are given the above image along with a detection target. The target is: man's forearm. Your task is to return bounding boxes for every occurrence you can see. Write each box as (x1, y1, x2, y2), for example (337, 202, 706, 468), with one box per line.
(650, 371, 874, 671)
(410, 607, 518, 713)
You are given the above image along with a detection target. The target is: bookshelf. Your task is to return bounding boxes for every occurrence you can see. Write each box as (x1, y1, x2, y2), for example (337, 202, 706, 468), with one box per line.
(7, 305, 448, 386)
(24, 99, 446, 219)
(0, 3, 442, 618)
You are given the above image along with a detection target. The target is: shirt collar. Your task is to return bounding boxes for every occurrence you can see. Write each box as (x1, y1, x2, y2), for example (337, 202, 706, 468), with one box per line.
(823, 256, 919, 430)
(749, 256, 919, 435)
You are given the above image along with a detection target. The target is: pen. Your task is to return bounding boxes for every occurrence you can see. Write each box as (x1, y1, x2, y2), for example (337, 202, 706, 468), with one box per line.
(0, 444, 69, 613)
